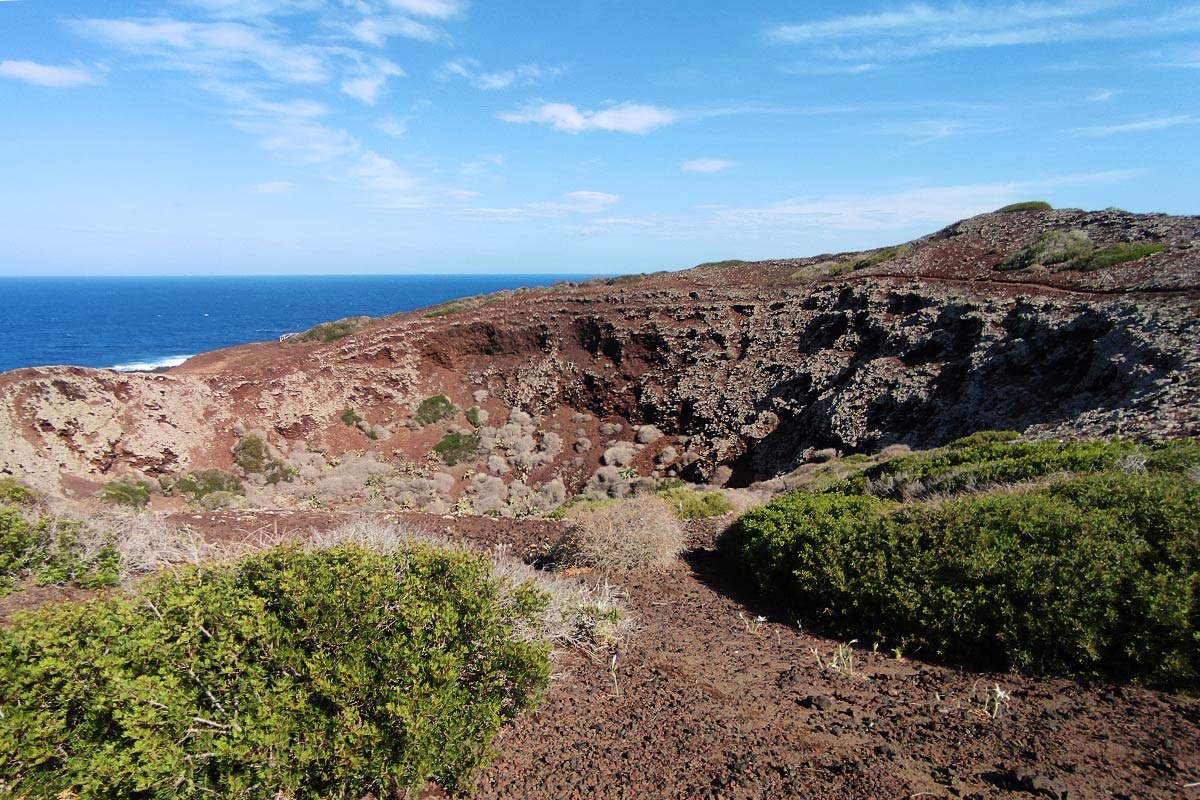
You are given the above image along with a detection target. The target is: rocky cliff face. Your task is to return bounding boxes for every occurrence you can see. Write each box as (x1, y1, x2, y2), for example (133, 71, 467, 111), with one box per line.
(2, 207, 1197, 505)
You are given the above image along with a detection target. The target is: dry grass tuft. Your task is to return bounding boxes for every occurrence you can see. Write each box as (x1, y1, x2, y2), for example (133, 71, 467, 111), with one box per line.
(551, 495, 685, 573)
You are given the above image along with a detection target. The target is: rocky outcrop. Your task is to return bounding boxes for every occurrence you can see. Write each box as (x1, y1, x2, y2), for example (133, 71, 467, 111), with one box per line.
(2, 207, 1197, 501)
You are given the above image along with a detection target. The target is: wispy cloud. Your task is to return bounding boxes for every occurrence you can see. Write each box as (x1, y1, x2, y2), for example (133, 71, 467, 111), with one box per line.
(250, 181, 294, 194)
(376, 116, 409, 137)
(459, 153, 504, 176)
(707, 170, 1140, 234)
(499, 102, 677, 134)
(464, 190, 620, 221)
(1069, 114, 1193, 136)
(438, 58, 562, 90)
(767, 2, 1200, 65)
(339, 58, 404, 103)
(0, 59, 99, 87)
(682, 159, 735, 173)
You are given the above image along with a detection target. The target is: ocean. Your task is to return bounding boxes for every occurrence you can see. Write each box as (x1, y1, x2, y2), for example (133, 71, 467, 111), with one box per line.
(0, 274, 593, 374)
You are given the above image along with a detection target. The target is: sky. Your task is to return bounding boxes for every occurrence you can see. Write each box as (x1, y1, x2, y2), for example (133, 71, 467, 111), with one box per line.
(0, 1, 1197, 275)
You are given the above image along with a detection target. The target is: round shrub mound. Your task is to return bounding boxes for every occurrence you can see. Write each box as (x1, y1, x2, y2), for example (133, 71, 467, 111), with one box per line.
(552, 495, 685, 573)
(0, 544, 550, 798)
(725, 472, 1199, 690)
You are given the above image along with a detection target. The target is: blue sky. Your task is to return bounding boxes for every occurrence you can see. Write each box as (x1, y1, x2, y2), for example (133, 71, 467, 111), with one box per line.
(0, 0, 1197, 275)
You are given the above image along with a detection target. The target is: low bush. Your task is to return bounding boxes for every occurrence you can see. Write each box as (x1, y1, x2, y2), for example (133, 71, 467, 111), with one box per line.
(998, 229, 1093, 271)
(996, 200, 1052, 213)
(0, 478, 36, 505)
(657, 486, 734, 519)
(1071, 242, 1165, 271)
(724, 468, 1200, 690)
(833, 437, 1200, 501)
(852, 245, 907, 271)
(294, 315, 373, 343)
(414, 394, 456, 426)
(173, 468, 243, 502)
(694, 259, 748, 269)
(233, 435, 293, 484)
(100, 479, 151, 508)
(0, 507, 121, 593)
(433, 432, 481, 466)
(340, 407, 363, 427)
(0, 543, 550, 798)
(550, 495, 684, 573)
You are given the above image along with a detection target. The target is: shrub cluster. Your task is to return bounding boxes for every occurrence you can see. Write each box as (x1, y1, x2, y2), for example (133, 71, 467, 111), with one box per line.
(100, 479, 152, 508)
(851, 245, 907, 271)
(996, 200, 1052, 212)
(1000, 231, 1165, 272)
(0, 544, 551, 798)
(433, 431, 481, 466)
(1071, 241, 1165, 272)
(171, 469, 244, 509)
(657, 486, 734, 520)
(724, 439, 1200, 690)
(0, 507, 120, 593)
(233, 434, 293, 484)
(414, 394, 456, 426)
(0, 478, 35, 505)
(294, 315, 373, 343)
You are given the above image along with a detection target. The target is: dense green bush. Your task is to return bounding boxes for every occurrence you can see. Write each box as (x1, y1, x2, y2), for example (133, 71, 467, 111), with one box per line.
(852, 245, 907, 271)
(340, 408, 363, 427)
(657, 486, 734, 519)
(996, 200, 1052, 212)
(233, 435, 293, 484)
(101, 479, 151, 508)
(1071, 242, 1165, 271)
(725, 469, 1200, 690)
(295, 315, 373, 342)
(0, 478, 35, 505)
(0, 544, 550, 798)
(0, 507, 121, 593)
(833, 438, 1200, 500)
(414, 394, 456, 426)
(172, 468, 243, 501)
(999, 229, 1093, 271)
(433, 432, 481, 466)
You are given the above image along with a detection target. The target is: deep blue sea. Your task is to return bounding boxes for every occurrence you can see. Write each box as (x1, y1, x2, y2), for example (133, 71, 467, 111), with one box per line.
(0, 275, 592, 374)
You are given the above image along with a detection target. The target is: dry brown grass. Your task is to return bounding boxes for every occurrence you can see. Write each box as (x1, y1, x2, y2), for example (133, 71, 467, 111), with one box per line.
(551, 495, 685, 573)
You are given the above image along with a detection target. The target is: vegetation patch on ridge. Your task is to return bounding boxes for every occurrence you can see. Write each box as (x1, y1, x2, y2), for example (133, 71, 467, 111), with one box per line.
(723, 437, 1200, 690)
(996, 200, 1052, 213)
(294, 315, 373, 343)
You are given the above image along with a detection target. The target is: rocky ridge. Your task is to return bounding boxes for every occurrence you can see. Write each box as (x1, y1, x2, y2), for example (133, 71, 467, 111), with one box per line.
(1, 207, 1198, 507)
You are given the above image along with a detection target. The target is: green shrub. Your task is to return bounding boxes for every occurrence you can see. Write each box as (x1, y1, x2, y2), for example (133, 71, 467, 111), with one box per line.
(466, 406, 484, 428)
(545, 496, 616, 520)
(100, 479, 151, 508)
(999, 230, 1093, 271)
(433, 432, 481, 466)
(833, 437, 1200, 501)
(694, 259, 748, 269)
(295, 315, 373, 343)
(0, 508, 121, 594)
(0, 478, 35, 505)
(1071, 242, 1165, 272)
(947, 430, 1021, 448)
(340, 408, 363, 427)
(725, 471, 1200, 689)
(852, 245, 907, 271)
(414, 394, 456, 427)
(0, 544, 550, 798)
(233, 435, 292, 484)
(657, 486, 734, 519)
(173, 468, 243, 501)
(996, 201, 1052, 213)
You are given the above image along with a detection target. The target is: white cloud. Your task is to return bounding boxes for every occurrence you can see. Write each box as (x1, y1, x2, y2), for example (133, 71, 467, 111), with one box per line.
(592, 217, 650, 226)
(1070, 115, 1193, 136)
(464, 190, 620, 221)
(1087, 89, 1118, 102)
(348, 15, 441, 45)
(340, 59, 404, 104)
(377, 116, 409, 137)
(767, 2, 1200, 65)
(79, 18, 328, 83)
(439, 58, 562, 90)
(386, 0, 465, 19)
(250, 181, 294, 194)
(499, 102, 677, 134)
(236, 117, 357, 164)
(682, 159, 735, 173)
(0, 60, 99, 87)
(708, 171, 1140, 234)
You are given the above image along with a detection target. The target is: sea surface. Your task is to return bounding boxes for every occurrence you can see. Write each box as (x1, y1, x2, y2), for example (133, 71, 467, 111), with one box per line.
(0, 274, 593, 374)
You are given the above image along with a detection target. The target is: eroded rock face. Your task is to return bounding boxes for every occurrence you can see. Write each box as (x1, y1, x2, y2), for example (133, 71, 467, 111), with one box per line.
(2, 208, 1198, 501)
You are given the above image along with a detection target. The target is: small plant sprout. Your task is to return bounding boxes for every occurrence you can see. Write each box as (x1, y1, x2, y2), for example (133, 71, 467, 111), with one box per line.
(738, 611, 767, 635)
(813, 640, 859, 676)
(608, 645, 620, 697)
(973, 680, 1012, 721)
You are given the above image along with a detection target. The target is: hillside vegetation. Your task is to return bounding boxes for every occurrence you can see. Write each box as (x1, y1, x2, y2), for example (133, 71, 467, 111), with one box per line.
(724, 437, 1200, 690)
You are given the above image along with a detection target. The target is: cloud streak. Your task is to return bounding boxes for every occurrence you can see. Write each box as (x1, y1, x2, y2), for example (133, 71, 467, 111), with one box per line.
(439, 58, 562, 90)
(1069, 115, 1193, 136)
(0, 59, 99, 87)
(682, 159, 735, 173)
(499, 102, 677, 134)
